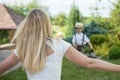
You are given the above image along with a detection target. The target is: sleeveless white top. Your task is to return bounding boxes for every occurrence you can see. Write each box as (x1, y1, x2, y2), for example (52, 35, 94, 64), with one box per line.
(13, 39, 71, 80)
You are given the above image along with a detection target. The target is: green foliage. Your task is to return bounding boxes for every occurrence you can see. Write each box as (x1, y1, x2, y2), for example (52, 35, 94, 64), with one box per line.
(67, 5, 81, 27)
(84, 17, 111, 34)
(109, 45, 120, 59)
(106, 34, 120, 47)
(0, 68, 27, 80)
(0, 30, 9, 44)
(94, 43, 109, 57)
(110, 0, 120, 34)
(2, 38, 9, 44)
(64, 25, 73, 37)
(84, 21, 107, 38)
(63, 36, 73, 44)
(95, 18, 112, 31)
(90, 34, 120, 57)
(65, 1, 83, 37)
(84, 45, 91, 54)
(52, 12, 67, 27)
(90, 34, 108, 46)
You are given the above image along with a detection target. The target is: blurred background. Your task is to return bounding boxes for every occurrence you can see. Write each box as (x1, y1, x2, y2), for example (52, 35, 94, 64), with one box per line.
(0, 0, 120, 80)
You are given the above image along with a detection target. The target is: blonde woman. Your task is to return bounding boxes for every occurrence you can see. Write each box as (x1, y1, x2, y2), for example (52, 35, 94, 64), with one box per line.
(0, 9, 120, 80)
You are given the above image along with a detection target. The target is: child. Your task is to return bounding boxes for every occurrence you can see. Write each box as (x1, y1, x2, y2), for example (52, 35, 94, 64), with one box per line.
(72, 22, 93, 53)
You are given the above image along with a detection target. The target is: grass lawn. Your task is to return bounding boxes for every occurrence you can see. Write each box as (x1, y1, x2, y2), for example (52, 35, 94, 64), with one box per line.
(0, 58, 120, 80)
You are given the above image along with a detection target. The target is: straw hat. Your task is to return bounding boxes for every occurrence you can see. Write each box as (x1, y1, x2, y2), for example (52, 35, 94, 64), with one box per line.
(75, 22, 84, 29)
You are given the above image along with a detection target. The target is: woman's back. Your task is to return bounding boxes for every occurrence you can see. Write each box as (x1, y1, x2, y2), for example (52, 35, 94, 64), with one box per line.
(14, 39, 71, 80)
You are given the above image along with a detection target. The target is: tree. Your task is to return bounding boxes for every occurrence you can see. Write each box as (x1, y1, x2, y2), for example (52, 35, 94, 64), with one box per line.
(84, 0, 110, 36)
(65, 0, 83, 37)
(110, 0, 120, 34)
(84, 21, 107, 38)
(52, 12, 67, 27)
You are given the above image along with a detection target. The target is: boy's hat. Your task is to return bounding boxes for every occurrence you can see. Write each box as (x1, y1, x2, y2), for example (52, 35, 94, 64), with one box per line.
(75, 22, 84, 29)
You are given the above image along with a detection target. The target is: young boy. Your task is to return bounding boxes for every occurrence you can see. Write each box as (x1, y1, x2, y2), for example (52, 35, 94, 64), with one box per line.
(72, 22, 93, 53)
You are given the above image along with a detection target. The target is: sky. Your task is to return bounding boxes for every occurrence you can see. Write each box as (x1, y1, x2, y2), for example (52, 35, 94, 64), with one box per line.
(0, 0, 117, 17)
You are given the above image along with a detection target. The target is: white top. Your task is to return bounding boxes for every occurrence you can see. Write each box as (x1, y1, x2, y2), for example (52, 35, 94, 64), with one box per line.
(72, 33, 89, 45)
(13, 39, 71, 80)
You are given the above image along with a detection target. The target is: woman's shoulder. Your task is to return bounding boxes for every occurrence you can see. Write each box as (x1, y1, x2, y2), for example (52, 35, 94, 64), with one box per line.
(50, 38, 71, 46)
(51, 39, 71, 54)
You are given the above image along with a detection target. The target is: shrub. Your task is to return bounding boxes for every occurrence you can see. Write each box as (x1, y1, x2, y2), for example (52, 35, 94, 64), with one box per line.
(109, 45, 120, 59)
(114, 41, 120, 46)
(107, 34, 120, 47)
(94, 42, 109, 57)
(84, 44, 91, 54)
(63, 36, 73, 44)
(2, 38, 9, 44)
(90, 34, 108, 46)
(0, 30, 9, 44)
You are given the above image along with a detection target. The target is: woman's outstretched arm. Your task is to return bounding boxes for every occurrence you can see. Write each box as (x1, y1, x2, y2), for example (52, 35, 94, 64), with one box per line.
(65, 46, 120, 72)
(0, 53, 19, 74)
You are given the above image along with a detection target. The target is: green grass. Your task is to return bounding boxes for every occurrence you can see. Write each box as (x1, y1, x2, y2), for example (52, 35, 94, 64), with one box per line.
(0, 68, 27, 80)
(62, 58, 120, 80)
(0, 58, 120, 80)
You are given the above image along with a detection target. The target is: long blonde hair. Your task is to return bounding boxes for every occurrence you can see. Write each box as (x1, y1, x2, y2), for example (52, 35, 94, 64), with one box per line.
(11, 9, 53, 73)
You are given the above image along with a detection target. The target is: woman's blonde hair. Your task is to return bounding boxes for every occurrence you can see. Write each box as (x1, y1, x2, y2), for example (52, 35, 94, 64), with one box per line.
(11, 9, 53, 73)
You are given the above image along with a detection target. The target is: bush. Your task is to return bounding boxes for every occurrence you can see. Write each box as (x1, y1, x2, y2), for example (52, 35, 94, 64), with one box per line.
(94, 42, 109, 57)
(107, 34, 120, 47)
(2, 38, 9, 44)
(109, 45, 120, 59)
(114, 41, 120, 46)
(0, 30, 9, 44)
(84, 45, 91, 54)
(63, 36, 73, 44)
(90, 34, 108, 46)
